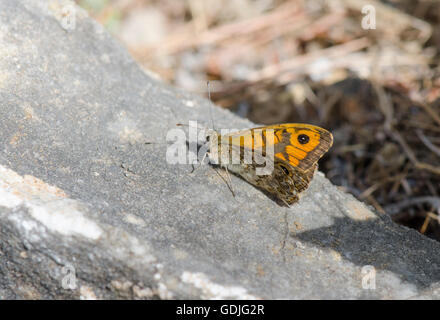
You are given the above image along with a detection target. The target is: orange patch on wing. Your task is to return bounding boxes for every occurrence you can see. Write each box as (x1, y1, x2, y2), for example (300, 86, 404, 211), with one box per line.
(252, 131, 264, 149)
(262, 129, 277, 147)
(288, 129, 321, 152)
(275, 152, 286, 161)
(229, 130, 266, 149)
(285, 145, 307, 160)
(288, 155, 299, 167)
(273, 135, 279, 144)
(230, 133, 253, 149)
(275, 130, 283, 144)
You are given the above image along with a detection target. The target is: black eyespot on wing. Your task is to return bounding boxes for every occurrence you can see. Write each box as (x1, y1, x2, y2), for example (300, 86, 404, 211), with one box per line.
(298, 134, 309, 144)
(279, 164, 290, 175)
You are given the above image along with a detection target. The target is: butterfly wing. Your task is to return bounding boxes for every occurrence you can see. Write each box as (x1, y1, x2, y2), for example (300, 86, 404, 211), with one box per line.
(263, 123, 332, 171)
(216, 123, 332, 205)
(223, 145, 317, 205)
(225, 123, 333, 171)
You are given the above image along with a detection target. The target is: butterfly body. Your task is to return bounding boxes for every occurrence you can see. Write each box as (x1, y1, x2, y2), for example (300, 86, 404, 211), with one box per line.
(207, 123, 333, 205)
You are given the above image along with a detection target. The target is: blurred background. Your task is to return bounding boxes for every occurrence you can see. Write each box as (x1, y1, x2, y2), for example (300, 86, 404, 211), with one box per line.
(76, 0, 440, 241)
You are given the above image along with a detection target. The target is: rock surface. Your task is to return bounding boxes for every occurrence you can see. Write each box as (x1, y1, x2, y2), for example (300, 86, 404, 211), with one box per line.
(0, 0, 439, 299)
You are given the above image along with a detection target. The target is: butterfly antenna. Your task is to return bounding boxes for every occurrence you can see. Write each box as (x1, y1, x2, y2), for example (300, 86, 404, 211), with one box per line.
(207, 80, 215, 131)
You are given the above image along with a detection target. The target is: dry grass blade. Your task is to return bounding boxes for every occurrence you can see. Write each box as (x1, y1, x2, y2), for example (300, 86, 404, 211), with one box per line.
(416, 129, 440, 158)
(390, 130, 440, 176)
(385, 197, 440, 216)
(247, 37, 370, 83)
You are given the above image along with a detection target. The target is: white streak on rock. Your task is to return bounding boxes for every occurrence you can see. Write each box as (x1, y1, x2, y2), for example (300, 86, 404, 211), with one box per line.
(0, 165, 102, 240)
(181, 271, 258, 300)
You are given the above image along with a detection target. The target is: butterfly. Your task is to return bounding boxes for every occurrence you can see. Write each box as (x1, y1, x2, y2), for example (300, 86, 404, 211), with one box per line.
(205, 123, 333, 206)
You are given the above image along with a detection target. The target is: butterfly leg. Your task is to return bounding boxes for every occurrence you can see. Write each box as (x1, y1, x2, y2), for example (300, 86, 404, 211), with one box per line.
(224, 166, 236, 198)
(189, 151, 209, 174)
(211, 166, 236, 198)
(200, 151, 209, 165)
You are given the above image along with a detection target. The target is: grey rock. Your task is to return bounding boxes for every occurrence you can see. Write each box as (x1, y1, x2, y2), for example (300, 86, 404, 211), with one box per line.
(0, 0, 439, 299)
